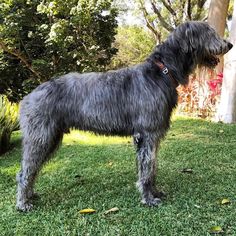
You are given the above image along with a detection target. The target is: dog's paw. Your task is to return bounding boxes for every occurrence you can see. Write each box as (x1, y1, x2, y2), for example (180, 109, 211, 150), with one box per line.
(28, 192, 40, 200)
(141, 197, 161, 207)
(16, 202, 34, 212)
(152, 190, 166, 199)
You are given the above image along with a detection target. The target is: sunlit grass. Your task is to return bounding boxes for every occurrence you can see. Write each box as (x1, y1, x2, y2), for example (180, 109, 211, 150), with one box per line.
(0, 163, 19, 175)
(63, 130, 130, 145)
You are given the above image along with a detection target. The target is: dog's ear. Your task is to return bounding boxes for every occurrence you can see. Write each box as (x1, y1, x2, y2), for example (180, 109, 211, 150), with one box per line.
(181, 40, 189, 53)
(179, 22, 195, 53)
(185, 23, 197, 50)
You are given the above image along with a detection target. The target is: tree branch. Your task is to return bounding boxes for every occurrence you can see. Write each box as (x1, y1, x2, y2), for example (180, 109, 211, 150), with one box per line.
(151, 1, 174, 32)
(139, 2, 161, 42)
(194, 0, 207, 20)
(146, 21, 162, 43)
(197, 0, 207, 8)
(159, 0, 176, 16)
(0, 40, 42, 80)
(187, 0, 192, 20)
(158, 0, 178, 26)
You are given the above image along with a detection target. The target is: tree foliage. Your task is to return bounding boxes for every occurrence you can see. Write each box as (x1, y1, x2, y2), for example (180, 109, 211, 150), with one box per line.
(0, 0, 118, 102)
(111, 26, 156, 68)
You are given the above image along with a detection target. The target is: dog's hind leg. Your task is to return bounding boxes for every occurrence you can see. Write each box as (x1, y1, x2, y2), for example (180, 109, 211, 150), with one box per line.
(151, 144, 166, 199)
(134, 133, 161, 206)
(16, 129, 63, 212)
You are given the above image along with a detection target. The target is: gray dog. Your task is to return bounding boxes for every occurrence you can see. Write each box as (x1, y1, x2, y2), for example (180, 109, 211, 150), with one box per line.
(16, 21, 233, 211)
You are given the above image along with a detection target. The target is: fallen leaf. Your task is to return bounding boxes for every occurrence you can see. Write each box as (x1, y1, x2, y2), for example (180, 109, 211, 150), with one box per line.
(79, 208, 96, 214)
(108, 162, 113, 166)
(181, 168, 193, 173)
(221, 198, 230, 205)
(104, 207, 119, 215)
(209, 226, 223, 234)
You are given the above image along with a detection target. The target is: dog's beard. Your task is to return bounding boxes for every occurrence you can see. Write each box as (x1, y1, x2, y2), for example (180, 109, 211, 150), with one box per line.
(202, 55, 220, 68)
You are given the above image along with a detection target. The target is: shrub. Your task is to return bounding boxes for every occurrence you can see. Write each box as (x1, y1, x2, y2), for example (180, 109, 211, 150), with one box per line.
(0, 95, 19, 155)
(0, 0, 118, 102)
(177, 69, 222, 119)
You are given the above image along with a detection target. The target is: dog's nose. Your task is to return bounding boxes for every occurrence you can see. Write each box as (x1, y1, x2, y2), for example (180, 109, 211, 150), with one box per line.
(228, 42, 233, 50)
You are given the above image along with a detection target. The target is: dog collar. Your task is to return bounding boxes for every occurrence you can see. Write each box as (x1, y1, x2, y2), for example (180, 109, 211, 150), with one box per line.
(154, 61, 179, 88)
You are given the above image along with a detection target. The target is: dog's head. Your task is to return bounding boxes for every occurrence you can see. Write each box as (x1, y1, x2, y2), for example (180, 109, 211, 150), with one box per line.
(175, 21, 233, 68)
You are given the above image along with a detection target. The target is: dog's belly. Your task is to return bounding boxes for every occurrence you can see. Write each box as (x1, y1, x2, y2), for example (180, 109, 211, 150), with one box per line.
(64, 106, 169, 137)
(68, 112, 134, 136)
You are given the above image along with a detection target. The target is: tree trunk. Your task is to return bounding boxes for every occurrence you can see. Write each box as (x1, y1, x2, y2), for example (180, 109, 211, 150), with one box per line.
(207, 0, 230, 73)
(216, 0, 236, 123)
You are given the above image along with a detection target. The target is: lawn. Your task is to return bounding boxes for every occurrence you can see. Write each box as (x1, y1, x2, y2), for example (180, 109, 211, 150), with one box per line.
(0, 117, 236, 235)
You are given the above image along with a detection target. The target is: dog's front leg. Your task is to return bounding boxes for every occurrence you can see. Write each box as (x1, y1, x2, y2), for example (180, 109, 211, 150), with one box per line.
(134, 133, 161, 206)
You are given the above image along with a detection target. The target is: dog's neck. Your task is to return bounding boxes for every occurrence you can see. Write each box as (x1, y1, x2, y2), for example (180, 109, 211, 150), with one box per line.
(148, 40, 198, 86)
(153, 61, 179, 88)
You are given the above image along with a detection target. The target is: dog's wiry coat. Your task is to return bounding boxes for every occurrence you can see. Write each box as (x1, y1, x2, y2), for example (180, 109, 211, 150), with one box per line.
(16, 21, 233, 211)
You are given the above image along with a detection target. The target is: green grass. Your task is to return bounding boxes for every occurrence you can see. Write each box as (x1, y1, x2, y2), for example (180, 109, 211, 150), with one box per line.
(0, 117, 236, 235)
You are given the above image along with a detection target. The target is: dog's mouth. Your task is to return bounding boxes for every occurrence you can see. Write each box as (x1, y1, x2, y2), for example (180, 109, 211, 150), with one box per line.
(203, 55, 220, 68)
